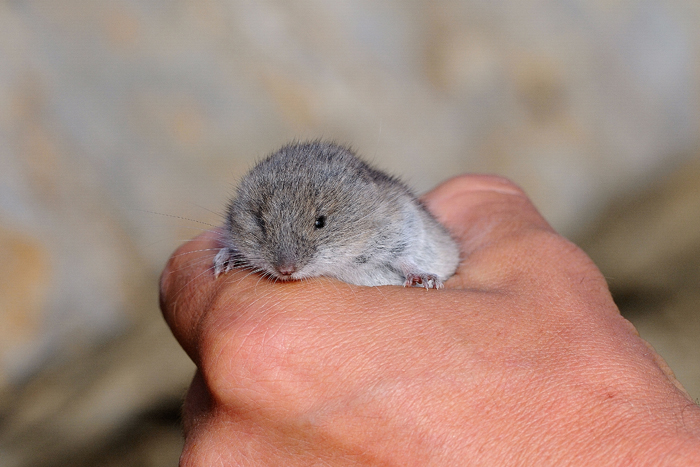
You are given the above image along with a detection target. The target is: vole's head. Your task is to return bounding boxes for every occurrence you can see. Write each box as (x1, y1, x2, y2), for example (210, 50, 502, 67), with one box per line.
(224, 142, 400, 281)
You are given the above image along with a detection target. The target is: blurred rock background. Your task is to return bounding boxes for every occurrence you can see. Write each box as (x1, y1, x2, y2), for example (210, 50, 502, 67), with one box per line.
(0, 0, 698, 465)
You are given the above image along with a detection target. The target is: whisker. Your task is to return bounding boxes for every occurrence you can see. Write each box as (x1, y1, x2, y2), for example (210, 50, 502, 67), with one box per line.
(135, 209, 220, 228)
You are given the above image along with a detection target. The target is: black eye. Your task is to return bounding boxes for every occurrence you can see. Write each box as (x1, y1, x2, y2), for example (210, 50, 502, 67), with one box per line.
(314, 215, 326, 229)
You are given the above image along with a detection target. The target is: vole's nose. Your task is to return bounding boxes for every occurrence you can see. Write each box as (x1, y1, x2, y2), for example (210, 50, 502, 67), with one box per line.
(276, 263, 297, 276)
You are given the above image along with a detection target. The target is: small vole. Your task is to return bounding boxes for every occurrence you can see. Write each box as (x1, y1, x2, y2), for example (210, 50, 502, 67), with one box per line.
(214, 141, 459, 288)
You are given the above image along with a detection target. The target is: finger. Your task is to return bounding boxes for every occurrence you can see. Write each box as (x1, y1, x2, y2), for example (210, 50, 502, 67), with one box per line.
(182, 370, 213, 437)
(421, 175, 597, 290)
(422, 174, 553, 254)
(159, 229, 224, 358)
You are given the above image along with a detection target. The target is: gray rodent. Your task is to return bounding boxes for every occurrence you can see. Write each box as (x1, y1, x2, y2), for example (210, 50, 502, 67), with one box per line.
(214, 141, 460, 288)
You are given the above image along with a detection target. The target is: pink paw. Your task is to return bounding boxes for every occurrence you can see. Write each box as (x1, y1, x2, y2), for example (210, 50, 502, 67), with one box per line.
(403, 273, 443, 289)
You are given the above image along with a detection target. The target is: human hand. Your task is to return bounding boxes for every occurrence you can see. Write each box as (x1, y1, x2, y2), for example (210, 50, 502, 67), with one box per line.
(160, 175, 700, 466)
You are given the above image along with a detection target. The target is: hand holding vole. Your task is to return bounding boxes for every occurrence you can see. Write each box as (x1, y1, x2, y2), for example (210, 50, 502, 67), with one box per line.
(163, 175, 700, 466)
(214, 141, 459, 288)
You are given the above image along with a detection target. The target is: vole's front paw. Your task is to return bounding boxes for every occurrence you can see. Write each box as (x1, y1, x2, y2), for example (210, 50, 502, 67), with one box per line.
(213, 248, 236, 277)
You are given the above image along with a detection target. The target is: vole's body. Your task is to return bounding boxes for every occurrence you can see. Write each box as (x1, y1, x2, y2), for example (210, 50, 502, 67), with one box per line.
(214, 141, 459, 288)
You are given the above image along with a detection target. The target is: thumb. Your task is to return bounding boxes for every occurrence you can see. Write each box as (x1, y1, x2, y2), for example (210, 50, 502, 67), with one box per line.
(421, 175, 590, 291)
(422, 174, 553, 255)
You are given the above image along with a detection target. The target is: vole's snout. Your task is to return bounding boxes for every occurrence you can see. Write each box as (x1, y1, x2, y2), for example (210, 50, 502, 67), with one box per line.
(273, 254, 299, 278)
(276, 263, 297, 276)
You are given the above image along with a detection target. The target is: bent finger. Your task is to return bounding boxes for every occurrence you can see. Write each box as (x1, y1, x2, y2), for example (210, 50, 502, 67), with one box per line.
(421, 175, 598, 291)
(422, 174, 553, 254)
(159, 229, 224, 358)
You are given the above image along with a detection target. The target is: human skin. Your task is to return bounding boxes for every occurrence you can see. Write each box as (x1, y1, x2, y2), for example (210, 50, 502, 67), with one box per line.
(160, 175, 700, 466)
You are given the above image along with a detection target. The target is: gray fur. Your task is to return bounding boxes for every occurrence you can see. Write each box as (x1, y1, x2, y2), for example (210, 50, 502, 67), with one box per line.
(215, 141, 459, 288)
